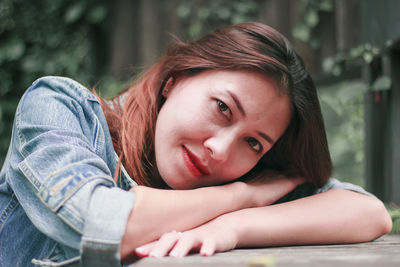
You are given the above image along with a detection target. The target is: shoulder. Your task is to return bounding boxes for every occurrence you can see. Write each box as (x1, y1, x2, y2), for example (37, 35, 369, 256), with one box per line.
(14, 76, 112, 159)
(17, 76, 100, 125)
(27, 76, 98, 103)
(15, 76, 103, 136)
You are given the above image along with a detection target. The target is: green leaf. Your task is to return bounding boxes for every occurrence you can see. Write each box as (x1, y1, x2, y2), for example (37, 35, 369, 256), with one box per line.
(371, 76, 391, 91)
(332, 65, 342, 76)
(322, 57, 335, 73)
(319, 0, 333, 11)
(363, 51, 373, 63)
(390, 218, 400, 234)
(64, 2, 86, 24)
(292, 24, 310, 42)
(0, 37, 25, 63)
(177, 4, 191, 18)
(372, 46, 380, 55)
(388, 208, 400, 218)
(189, 23, 202, 38)
(87, 5, 107, 24)
(0, 71, 12, 96)
(305, 10, 319, 27)
(350, 45, 363, 58)
(232, 14, 246, 25)
(217, 7, 230, 20)
(198, 7, 210, 19)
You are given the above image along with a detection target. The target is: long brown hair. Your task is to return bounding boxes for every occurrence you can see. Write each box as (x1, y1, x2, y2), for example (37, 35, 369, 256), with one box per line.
(99, 22, 332, 188)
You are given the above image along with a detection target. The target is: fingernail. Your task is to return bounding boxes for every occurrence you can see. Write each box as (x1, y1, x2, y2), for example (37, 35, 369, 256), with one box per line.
(201, 250, 211, 257)
(135, 247, 148, 257)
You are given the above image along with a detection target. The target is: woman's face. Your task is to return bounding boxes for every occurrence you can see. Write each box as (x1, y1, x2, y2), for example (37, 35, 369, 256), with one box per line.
(154, 70, 291, 189)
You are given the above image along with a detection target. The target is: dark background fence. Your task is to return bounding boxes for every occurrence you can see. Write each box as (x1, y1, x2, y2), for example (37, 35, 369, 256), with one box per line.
(362, 0, 400, 204)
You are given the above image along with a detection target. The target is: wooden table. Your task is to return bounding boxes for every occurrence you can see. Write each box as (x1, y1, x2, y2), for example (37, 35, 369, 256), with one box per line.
(131, 235, 400, 267)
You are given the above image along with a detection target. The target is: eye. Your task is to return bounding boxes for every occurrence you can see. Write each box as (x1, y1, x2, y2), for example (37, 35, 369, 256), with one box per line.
(216, 100, 232, 119)
(246, 137, 263, 153)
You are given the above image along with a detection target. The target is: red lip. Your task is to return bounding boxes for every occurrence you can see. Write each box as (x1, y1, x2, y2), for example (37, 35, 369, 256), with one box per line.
(182, 146, 210, 177)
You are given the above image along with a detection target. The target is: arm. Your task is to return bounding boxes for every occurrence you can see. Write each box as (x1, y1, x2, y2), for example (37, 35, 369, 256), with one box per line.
(136, 189, 392, 257)
(120, 176, 304, 260)
(234, 189, 392, 247)
(10, 77, 135, 266)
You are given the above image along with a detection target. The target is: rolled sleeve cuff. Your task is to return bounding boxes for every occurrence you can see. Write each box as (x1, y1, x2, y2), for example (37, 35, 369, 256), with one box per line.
(81, 186, 135, 266)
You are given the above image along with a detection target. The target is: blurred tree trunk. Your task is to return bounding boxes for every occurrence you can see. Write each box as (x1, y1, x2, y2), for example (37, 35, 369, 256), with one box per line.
(290, 1, 318, 75)
(317, 9, 337, 74)
(140, 0, 161, 67)
(167, 0, 183, 40)
(335, 0, 361, 51)
(258, 0, 293, 41)
(109, 0, 140, 79)
(362, 0, 400, 204)
(109, 0, 182, 78)
(258, 0, 316, 73)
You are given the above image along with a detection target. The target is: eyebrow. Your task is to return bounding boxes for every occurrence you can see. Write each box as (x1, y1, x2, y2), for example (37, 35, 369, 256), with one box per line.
(257, 131, 275, 146)
(228, 91, 246, 117)
(228, 91, 275, 146)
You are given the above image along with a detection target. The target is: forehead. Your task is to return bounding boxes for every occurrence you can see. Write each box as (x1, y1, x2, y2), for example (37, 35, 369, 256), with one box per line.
(197, 69, 281, 93)
(201, 69, 289, 111)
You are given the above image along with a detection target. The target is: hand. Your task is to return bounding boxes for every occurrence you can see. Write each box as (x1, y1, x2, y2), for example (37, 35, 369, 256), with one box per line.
(243, 171, 306, 207)
(134, 217, 237, 258)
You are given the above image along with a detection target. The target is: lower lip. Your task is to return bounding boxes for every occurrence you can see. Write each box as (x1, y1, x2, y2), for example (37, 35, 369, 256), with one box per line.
(182, 146, 204, 177)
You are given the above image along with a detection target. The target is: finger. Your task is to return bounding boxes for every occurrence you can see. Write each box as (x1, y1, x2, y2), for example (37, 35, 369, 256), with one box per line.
(169, 234, 200, 258)
(200, 238, 216, 256)
(135, 242, 157, 257)
(149, 230, 182, 258)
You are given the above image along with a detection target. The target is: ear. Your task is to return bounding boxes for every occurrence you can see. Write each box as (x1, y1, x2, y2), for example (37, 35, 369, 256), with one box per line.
(162, 77, 175, 98)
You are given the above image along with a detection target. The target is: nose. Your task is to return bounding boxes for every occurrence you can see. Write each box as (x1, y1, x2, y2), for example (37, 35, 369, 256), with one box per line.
(203, 131, 236, 162)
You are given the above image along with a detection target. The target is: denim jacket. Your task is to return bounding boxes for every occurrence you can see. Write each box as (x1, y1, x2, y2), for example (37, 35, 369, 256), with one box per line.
(0, 76, 137, 267)
(0, 76, 374, 267)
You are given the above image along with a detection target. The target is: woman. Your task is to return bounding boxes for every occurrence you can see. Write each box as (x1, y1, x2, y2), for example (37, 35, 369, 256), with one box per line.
(0, 22, 391, 266)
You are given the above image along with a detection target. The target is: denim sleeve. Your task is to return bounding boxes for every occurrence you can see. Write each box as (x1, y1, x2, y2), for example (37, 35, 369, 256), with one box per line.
(10, 77, 135, 266)
(315, 178, 375, 197)
(275, 178, 374, 204)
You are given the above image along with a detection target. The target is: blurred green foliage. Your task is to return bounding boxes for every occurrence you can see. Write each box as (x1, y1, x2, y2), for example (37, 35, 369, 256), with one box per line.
(0, 0, 107, 165)
(387, 204, 400, 234)
(177, 0, 259, 39)
(292, 0, 333, 48)
(319, 80, 367, 186)
(323, 43, 381, 77)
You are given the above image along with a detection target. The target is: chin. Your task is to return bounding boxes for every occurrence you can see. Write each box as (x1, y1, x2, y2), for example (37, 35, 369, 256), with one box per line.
(159, 172, 187, 190)
(168, 181, 194, 190)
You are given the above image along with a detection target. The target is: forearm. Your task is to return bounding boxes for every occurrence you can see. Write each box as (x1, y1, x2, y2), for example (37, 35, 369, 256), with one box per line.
(128, 188, 389, 258)
(121, 176, 303, 260)
(124, 175, 302, 241)
(121, 182, 248, 254)
(219, 189, 393, 248)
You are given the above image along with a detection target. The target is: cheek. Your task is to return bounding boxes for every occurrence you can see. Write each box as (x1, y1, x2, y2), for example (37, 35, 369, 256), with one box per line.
(156, 100, 211, 146)
(178, 105, 214, 136)
(222, 149, 260, 179)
